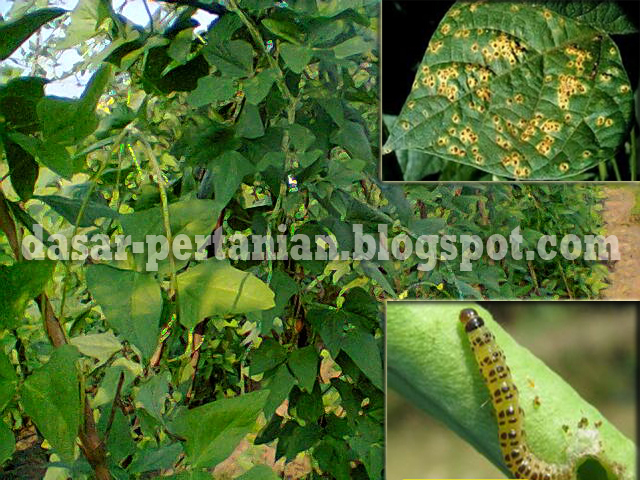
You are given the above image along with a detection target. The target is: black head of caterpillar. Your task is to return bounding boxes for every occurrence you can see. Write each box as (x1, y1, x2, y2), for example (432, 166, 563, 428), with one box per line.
(459, 308, 573, 480)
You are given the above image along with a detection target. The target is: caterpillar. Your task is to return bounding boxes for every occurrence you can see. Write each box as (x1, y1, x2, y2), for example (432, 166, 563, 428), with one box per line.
(459, 308, 573, 480)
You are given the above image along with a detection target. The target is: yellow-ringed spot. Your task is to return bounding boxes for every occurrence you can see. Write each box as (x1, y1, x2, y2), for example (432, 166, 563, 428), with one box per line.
(596, 116, 606, 127)
(428, 41, 444, 54)
(605, 118, 614, 127)
(448, 145, 465, 157)
(437, 136, 449, 146)
(401, 121, 411, 131)
(452, 113, 461, 123)
(536, 136, 555, 156)
(476, 87, 492, 101)
(511, 152, 522, 167)
(620, 85, 630, 94)
(559, 162, 570, 173)
(582, 150, 592, 159)
(496, 135, 512, 150)
(459, 308, 574, 480)
(441, 23, 451, 35)
(407, 100, 416, 110)
(514, 166, 531, 178)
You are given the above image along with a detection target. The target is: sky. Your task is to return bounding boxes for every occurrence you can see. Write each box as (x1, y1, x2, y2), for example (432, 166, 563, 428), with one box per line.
(0, 0, 218, 97)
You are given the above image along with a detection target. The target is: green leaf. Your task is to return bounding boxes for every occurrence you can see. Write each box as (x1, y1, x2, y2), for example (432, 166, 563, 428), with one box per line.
(207, 13, 243, 43)
(384, 1, 634, 180)
(244, 68, 279, 104)
(20, 345, 80, 462)
(70, 332, 122, 363)
(0, 421, 14, 466)
(168, 28, 194, 64)
(236, 465, 279, 480)
(85, 265, 162, 361)
(98, 408, 135, 464)
(288, 123, 316, 152)
(120, 199, 219, 242)
(128, 442, 183, 473)
(187, 76, 236, 107)
(177, 259, 275, 330)
(2, 135, 38, 201)
(0, 8, 66, 60)
(204, 39, 254, 78)
(0, 351, 17, 413)
(36, 141, 74, 178)
(35, 195, 119, 227)
(331, 120, 373, 161)
(293, 384, 323, 423)
(278, 423, 322, 461)
(206, 151, 254, 209)
(0, 260, 56, 329)
(119, 199, 220, 271)
(0, 76, 47, 134)
(333, 36, 374, 59)
(262, 19, 305, 44)
(249, 338, 288, 375)
(136, 371, 170, 422)
(169, 389, 269, 468)
(316, 0, 379, 18)
(236, 102, 265, 139)
(287, 346, 318, 393)
(342, 327, 382, 389)
(541, 0, 638, 35)
(263, 363, 296, 417)
(57, 0, 110, 48)
(37, 64, 112, 146)
(280, 43, 313, 73)
(259, 270, 298, 333)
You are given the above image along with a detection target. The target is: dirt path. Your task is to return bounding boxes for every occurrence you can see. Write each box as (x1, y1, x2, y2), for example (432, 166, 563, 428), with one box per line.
(601, 187, 640, 300)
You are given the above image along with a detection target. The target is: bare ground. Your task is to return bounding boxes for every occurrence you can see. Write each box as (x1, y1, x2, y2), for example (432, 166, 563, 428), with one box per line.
(601, 186, 640, 300)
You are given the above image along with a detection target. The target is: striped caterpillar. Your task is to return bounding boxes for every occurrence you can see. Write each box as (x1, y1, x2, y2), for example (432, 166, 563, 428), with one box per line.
(459, 308, 573, 480)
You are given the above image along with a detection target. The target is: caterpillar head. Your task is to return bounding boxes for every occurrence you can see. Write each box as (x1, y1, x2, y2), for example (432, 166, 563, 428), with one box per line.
(459, 308, 484, 331)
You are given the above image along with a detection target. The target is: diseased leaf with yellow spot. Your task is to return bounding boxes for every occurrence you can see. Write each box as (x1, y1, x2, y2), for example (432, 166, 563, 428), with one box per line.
(383, 1, 634, 180)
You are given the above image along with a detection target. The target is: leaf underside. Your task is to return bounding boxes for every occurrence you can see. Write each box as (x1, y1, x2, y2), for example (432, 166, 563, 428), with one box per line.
(384, 1, 633, 180)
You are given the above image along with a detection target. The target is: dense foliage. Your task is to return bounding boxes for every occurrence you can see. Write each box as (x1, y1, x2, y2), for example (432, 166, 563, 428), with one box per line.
(0, 1, 617, 479)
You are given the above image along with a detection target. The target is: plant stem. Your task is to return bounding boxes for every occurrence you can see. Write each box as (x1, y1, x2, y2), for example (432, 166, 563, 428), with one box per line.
(139, 138, 179, 309)
(610, 156, 622, 181)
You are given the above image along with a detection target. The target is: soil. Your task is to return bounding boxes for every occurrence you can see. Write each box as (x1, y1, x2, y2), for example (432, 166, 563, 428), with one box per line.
(601, 186, 640, 300)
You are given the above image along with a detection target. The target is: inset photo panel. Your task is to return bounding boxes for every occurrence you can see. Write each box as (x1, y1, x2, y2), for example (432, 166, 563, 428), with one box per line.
(381, 1, 639, 181)
(385, 301, 636, 479)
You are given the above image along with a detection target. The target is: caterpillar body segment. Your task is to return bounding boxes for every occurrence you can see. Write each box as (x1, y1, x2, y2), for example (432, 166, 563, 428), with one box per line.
(459, 308, 573, 480)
